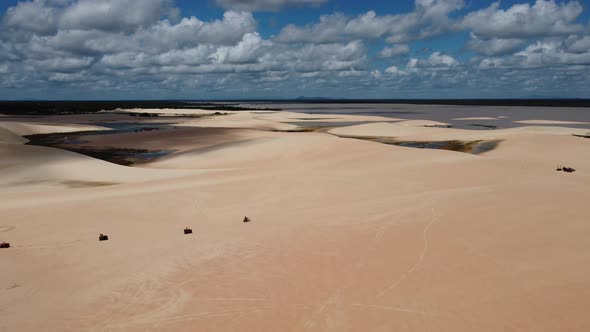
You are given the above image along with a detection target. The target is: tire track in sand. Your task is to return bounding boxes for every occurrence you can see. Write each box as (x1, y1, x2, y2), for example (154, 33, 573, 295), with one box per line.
(375, 205, 439, 298)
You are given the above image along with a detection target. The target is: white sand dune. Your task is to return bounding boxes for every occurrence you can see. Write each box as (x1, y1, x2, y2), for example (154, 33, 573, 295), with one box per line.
(387, 119, 449, 127)
(177, 111, 298, 131)
(121, 108, 395, 122)
(119, 108, 398, 131)
(0, 143, 197, 193)
(0, 122, 195, 192)
(329, 120, 590, 142)
(151, 130, 471, 170)
(118, 108, 217, 115)
(254, 110, 397, 123)
(0, 122, 108, 144)
(514, 119, 590, 125)
(453, 116, 498, 120)
(1, 111, 590, 331)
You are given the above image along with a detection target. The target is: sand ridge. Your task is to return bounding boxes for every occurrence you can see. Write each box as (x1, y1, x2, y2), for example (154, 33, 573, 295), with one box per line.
(328, 120, 590, 142)
(453, 117, 499, 120)
(0, 122, 198, 192)
(0, 122, 109, 144)
(513, 119, 590, 125)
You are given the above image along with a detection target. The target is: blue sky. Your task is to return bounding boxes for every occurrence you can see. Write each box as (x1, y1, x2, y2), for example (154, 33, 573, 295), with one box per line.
(1, 0, 590, 99)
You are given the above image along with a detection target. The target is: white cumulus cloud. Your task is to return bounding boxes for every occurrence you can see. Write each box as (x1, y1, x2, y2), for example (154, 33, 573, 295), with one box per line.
(378, 44, 410, 58)
(467, 33, 525, 56)
(461, 0, 584, 39)
(276, 0, 464, 44)
(214, 0, 328, 12)
(0, 0, 589, 99)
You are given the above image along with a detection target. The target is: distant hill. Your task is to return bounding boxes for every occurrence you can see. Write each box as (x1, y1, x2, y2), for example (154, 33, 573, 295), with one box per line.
(295, 96, 332, 101)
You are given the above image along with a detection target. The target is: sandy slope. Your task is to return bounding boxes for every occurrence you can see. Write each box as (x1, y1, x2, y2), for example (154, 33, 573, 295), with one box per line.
(453, 117, 499, 120)
(0, 143, 200, 193)
(0, 122, 197, 192)
(329, 120, 590, 141)
(0, 122, 109, 144)
(121, 108, 397, 131)
(514, 119, 590, 125)
(1, 111, 590, 331)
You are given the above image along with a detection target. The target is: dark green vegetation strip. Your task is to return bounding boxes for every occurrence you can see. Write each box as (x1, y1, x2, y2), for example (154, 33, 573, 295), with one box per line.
(337, 135, 503, 155)
(0, 101, 279, 115)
